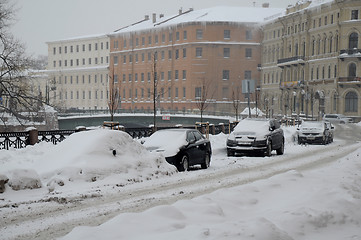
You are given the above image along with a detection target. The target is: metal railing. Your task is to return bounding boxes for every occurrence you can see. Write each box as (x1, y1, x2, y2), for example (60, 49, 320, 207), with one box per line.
(0, 122, 238, 150)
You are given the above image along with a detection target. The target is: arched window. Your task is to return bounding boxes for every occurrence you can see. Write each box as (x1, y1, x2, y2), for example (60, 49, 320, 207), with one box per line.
(329, 37, 333, 53)
(295, 43, 299, 56)
(345, 91, 358, 112)
(348, 63, 356, 77)
(349, 32, 358, 49)
(328, 66, 331, 78)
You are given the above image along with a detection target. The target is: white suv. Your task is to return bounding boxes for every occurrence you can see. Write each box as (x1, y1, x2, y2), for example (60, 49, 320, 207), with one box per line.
(323, 114, 353, 124)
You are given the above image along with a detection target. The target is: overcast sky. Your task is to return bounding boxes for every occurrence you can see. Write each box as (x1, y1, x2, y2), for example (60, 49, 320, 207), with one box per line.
(11, 0, 298, 57)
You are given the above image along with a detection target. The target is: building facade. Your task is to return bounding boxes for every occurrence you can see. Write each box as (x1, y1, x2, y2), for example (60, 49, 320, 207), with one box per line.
(109, 6, 283, 115)
(261, 0, 361, 120)
(46, 35, 110, 112)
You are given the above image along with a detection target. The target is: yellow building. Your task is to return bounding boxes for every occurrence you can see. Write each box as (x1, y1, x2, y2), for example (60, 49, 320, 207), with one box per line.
(261, 0, 361, 120)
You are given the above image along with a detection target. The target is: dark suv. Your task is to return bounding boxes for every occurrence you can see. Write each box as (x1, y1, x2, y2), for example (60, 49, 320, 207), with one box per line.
(227, 118, 284, 157)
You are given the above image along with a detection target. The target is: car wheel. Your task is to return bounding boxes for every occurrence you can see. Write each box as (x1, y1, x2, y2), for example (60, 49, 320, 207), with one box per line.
(264, 140, 272, 157)
(201, 153, 210, 169)
(178, 154, 189, 172)
(276, 140, 284, 155)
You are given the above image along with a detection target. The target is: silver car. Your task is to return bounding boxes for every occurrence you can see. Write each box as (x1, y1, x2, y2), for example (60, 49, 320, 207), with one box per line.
(323, 114, 353, 124)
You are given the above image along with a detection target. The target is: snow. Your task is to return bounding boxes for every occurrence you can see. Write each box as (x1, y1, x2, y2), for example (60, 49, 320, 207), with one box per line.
(0, 129, 177, 193)
(142, 129, 188, 157)
(111, 6, 284, 36)
(1, 124, 361, 239)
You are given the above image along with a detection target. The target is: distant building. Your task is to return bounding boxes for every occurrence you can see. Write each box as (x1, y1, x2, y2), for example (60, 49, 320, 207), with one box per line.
(108, 6, 284, 115)
(261, 0, 361, 119)
(46, 35, 110, 112)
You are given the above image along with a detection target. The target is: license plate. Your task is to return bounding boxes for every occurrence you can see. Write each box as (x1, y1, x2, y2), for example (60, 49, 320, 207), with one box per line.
(307, 136, 315, 140)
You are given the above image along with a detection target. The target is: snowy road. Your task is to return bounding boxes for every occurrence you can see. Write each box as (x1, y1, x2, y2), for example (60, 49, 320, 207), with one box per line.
(1, 124, 361, 239)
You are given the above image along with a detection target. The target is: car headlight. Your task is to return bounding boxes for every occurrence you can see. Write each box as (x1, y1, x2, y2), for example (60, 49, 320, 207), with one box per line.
(227, 139, 237, 147)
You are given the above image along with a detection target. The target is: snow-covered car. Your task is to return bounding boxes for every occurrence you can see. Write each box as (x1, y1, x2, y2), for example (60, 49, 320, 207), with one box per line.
(297, 121, 331, 145)
(226, 118, 284, 157)
(323, 114, 353, 124)
(143, 129, 212, 171)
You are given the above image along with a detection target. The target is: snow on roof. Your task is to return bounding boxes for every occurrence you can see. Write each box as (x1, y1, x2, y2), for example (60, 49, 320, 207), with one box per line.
(111, 6, 285, 35)
(286, 0, 334, 15)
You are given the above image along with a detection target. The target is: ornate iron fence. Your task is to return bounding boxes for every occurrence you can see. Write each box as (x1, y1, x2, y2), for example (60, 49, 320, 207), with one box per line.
(0, 122, 237, 150)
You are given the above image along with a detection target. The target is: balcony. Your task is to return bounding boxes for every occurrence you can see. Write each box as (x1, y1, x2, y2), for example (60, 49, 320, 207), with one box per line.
(277, 56, 305, 68)
(339, 49, 361, 61)
(338, 77, 361, 87)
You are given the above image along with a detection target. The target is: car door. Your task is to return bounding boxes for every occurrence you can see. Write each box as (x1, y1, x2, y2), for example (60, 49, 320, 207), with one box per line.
(185, 131, 199, 163)
(192, 130, 208, 164)
(270, 120, 283, 149)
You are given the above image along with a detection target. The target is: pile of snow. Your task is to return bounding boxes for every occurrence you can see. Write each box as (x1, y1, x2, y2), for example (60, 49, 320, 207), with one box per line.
(61, 143, 361, 240)
(0, 129, 177, 193)
(240, 107, 265, 117)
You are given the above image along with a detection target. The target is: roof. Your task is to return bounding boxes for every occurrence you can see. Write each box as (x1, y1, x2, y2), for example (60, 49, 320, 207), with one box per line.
(111, 6, 285, 35)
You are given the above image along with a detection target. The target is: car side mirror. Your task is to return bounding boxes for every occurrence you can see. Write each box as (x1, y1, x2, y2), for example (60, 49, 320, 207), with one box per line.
(269, 126, 275, 131)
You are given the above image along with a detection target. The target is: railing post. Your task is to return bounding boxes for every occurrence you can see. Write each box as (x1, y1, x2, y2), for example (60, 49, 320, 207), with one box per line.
(28, 129, 38, 146)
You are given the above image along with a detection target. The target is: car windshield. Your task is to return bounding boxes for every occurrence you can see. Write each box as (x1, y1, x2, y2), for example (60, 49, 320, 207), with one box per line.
(233, 119, 270, 136)
(143, 130, 188, 157)
(301, 122, 323, 128)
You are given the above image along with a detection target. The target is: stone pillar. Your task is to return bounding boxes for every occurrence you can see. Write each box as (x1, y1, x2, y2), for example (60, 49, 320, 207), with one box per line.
(28, 129, 38, 145)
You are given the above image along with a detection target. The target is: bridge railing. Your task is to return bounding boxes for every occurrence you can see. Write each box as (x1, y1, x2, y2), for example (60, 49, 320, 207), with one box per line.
(0, 122, 238, 150)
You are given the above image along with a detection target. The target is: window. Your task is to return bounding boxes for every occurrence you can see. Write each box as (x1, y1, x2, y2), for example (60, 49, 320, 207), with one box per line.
(196, 29, 203, 39)
(195, 87, 202, 99)
(182, 70, 186, 80)
(169, 32, 173, 42)
(114, 74, 118, 83)
(183, 30, 187, 40)
(53, 47, 56, 55)
(351, 10, 359, 20)
(245, 70, 252, 79)
(183, 48, 187, 58)
(183, 87, 186, 98)
(168, 71, 172, 81)
(82, 44, 85, 51)
(176, 32, 180, 41)
(196, 47, 202, 57)
(64, 46, 67, 54)
(161, 51, 164, 60)
(155, 35, 158, 44)
(135, 73, 138, 82)
(168, 50, 172, 59)
(223, 48, 230, 58)
(142, 37, 145, 46)
(148, 36, 152, 45)
(224, 30, 230, 39)
(245, 48, 252, 58)
(349, 32, 358, 49)
(175, 87, 179, 98)
(114, 56, 118, 65)
(135, 38, 139, 46)
(162, 34, 165, 43)
(348, 63, 357, 77)
(141, 73, 144, 82)
(175, 70, 179, 80)
(59, 47, 62, 54)
(345, 91, 358, 112)
(222, 70, 230, 80)
(246, 30, 252, 40)
(123, 55, 126, 64)
(129, 74, 132, 82)
(175, 49, 179, 59)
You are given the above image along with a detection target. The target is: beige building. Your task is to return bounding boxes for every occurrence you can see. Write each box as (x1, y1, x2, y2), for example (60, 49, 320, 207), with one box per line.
(46, 35, 110, 112)
(261, 0, 361, 120)
(109, 6, 283, 115)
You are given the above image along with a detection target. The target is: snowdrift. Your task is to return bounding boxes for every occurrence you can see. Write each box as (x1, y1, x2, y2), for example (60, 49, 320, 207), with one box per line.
(0, 129, 177, 192)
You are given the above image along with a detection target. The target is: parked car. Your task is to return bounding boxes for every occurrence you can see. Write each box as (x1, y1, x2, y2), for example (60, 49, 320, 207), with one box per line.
(297, 121, 331, 145)
(226, 118, 284, 157)
(143, 129, 212, 171)
(323, 114, 353, 124)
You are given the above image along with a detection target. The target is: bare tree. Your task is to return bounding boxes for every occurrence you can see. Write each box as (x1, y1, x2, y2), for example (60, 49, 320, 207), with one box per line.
(107, 68, 120, 122)
(148, 51, 170, 130)
(195, 77, 214, 123)
(231, 84, 242, 121)
(0, 0, 40, 126)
